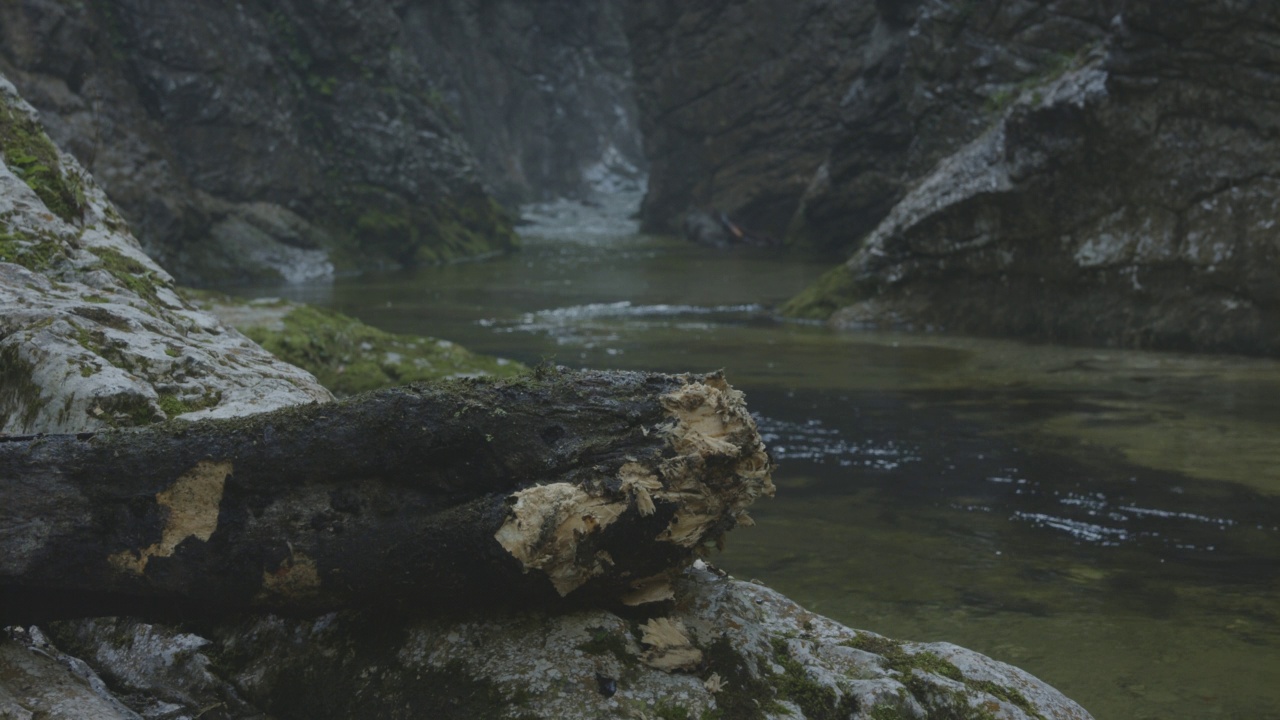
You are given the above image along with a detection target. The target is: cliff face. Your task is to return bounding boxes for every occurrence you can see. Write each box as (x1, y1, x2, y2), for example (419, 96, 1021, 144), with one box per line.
(628, 0, 1280, 355)
(404, 0, 646, 203)
(0, 0, 644, 286)
(625, 0, 879, 239)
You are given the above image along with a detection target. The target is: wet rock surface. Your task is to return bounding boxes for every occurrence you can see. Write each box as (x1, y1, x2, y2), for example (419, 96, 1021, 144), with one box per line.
(627, 0, 1280, 355)
(0, 627, 142, 720)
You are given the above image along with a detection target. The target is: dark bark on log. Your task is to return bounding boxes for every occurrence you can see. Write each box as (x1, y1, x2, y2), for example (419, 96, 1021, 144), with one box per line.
(0, 369, 773, 623)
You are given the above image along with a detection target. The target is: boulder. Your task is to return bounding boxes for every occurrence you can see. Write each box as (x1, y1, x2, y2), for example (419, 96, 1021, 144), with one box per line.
(0, 76, 330, 435)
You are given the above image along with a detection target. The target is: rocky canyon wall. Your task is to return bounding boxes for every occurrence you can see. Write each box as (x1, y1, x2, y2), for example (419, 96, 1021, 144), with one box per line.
(627, 0, 1280, 355)
(0, 0, 643, 286)
(403, 0, 646, 203)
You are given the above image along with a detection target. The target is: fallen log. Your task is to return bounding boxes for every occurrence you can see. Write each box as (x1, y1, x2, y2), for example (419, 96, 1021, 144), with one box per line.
(0, 369, 773, 623)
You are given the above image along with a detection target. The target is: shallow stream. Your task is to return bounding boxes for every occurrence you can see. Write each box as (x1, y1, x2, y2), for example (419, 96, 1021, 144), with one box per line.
(240, 193, 1280, 720)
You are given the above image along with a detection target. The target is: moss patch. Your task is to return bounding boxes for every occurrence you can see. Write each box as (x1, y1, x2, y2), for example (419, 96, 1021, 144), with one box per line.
(70, 322, 139, 375)
(869, 704, 910, 720)
(654, 701, 693, 720)
(276, 654, 541, 719)
(156, 390, 221, 419)
(87, 246, 165, 305)
(0, 100, 86, 223)
(97, 392, 159, 428)
(779, 264, 859, 320)
(844, 633, 965, 682)
(0, 227, 67, 272)
(201, 299, 526, 397)
(769, 638, 857, 720)
(698, 637, 782, 720)
(842, 634, 1045, 719)
(207, 610, 542, 720)
(968, 680, 1044, 719)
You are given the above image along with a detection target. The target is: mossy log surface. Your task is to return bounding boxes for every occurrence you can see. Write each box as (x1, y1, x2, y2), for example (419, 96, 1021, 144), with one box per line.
(0, 369, 773, 623)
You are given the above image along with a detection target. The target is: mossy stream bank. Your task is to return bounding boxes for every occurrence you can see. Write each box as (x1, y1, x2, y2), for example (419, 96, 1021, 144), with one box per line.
(186, 290, 526, 396)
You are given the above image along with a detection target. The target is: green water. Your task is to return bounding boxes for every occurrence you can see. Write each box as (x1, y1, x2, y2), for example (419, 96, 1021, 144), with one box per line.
(241, 196, 1280, 720)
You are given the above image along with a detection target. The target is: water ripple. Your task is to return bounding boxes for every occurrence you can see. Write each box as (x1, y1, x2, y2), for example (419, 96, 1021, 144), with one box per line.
(1012, 490, 1238, 548)
(478, 301, 767, 347)
(754, 415, 921, 470)
(1012, 511, 1131, 545)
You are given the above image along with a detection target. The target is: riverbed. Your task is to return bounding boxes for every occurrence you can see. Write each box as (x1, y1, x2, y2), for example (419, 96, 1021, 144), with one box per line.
(240, 192, 1280, 720)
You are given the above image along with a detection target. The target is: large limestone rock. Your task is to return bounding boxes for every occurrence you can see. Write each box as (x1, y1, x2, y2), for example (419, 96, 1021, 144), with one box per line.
(1, 71, 1092, 720)
(0, 76, 331, 434)
(628, 0, 1280, 355)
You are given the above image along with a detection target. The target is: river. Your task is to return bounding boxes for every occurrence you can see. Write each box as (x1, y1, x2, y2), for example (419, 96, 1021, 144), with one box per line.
(239, 191, 1280, 720)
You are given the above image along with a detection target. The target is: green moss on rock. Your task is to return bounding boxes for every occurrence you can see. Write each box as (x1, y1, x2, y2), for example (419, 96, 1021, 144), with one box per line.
(156, 390, 221, 419)
(0, 227, 67, 271)
(700, 637, 782, 720)
(769, 638, 858, 720)
(97, 392, 159, 428)
(779, 264, 859, 320)
(0, 100, 86, 223)
(968, 680, 1045, 719)
(87, 246, 165, 305)
(576, 627, 637, 666)
(844, 634, 1046, 720)
(221, 301, 525, 397)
